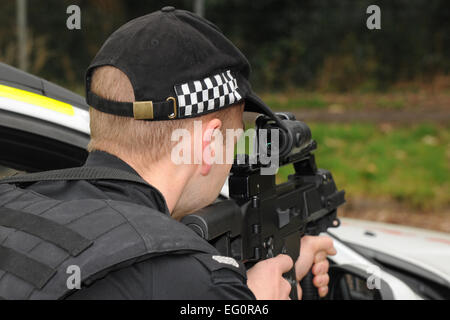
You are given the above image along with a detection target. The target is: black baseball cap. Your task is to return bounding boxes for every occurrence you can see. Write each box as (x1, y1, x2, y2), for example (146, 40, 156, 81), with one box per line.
(85, 6, 276, 121)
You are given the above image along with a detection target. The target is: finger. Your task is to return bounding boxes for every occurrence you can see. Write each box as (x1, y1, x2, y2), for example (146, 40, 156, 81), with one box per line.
(312, 260, 329, 276)
(313, 274, 330, 288)
(314, 251, 328, 264)
(318, 286, 329, 298)
(312, 236, 337, 256)
(300, 236, 336, 258)
(282, 278, 292, 300)
(327, 245, 337, 256)
(295, 238, 316, 277)
(273, 254, 294, 273)
(296, 236, 335, 281)
(297, 283, 302, 300)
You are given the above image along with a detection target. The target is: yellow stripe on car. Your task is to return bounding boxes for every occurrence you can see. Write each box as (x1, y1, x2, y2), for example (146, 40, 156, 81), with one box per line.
(0, 84, 74, 116)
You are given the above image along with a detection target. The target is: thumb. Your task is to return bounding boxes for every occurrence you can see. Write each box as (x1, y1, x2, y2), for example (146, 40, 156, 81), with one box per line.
(273, 254, 294, 274)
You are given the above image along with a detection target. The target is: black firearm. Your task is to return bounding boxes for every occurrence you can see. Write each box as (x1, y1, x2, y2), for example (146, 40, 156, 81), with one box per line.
(182, 112, 346, 300)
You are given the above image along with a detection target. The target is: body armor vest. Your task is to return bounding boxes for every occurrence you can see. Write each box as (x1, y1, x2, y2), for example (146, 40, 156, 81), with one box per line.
(0, 168, 219, 300)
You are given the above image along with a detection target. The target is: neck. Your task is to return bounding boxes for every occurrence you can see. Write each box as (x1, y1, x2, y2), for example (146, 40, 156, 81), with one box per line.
(116, 153, 193, 216)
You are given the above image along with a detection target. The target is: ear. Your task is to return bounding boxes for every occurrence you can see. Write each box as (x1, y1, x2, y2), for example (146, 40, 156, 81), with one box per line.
(200, 118, 222, 176)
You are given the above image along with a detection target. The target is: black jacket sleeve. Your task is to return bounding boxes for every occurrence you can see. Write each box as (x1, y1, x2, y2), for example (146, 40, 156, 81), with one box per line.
(66, 254, 256, 300)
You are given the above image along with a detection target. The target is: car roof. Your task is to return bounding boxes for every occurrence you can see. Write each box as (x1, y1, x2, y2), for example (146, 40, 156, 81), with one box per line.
(0, 62, 89, 110)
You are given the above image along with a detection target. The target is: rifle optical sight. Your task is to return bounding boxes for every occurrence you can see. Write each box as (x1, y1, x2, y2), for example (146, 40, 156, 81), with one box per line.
(256, 112, 313, 161)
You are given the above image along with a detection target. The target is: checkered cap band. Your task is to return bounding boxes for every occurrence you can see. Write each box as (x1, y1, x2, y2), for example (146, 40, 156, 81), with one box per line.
(174, 70, 243, 117)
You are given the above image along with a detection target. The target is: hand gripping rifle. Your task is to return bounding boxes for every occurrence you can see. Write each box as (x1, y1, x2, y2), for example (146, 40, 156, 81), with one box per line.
(182, 112, 346, 300)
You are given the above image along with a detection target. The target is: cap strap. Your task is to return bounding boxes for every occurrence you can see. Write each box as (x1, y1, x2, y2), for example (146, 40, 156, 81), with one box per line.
(87, 91, 178, 120)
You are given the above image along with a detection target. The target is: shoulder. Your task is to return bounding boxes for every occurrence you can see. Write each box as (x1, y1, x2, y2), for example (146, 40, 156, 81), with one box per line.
(154, 253, 247, 283)
(68, 253, 255, 300)
(150, 253, 255, 300)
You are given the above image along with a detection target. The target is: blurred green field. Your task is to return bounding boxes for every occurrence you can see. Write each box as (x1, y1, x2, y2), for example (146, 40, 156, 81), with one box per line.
(261, 92, 407, 111)
(276, 123, 450, 211)
(261, 93, 329, 110)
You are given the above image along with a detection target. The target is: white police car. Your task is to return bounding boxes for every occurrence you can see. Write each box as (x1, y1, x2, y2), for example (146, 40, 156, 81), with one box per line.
(0, 62, 449, 300)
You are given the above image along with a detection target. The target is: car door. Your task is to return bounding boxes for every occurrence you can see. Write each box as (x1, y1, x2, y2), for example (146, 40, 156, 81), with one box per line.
(0, 62, 89, 175)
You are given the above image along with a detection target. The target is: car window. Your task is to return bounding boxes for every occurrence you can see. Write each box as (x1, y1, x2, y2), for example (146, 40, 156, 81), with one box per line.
(0, 124, 88, 173)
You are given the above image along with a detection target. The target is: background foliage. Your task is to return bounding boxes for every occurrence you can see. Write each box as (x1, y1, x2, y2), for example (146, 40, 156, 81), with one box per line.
(0, 0, 448, 92)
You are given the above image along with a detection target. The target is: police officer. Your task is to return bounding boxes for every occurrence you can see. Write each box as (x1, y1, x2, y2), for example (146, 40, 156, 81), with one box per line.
(0, 7, 335, 300)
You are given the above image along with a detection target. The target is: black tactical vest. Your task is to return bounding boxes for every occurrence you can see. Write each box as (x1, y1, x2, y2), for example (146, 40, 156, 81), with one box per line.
(0, 168, 219, 300)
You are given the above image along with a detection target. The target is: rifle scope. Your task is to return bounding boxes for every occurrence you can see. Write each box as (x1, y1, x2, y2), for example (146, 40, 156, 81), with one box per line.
(256, 112, 313, 160)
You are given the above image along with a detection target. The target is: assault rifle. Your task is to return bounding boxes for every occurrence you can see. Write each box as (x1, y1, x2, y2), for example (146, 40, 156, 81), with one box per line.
(182, 112, 346, 300)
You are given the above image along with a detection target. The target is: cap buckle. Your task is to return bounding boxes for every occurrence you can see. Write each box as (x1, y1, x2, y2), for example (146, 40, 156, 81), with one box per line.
(133, 101, 154, 120)
(167, 97, 177, 119)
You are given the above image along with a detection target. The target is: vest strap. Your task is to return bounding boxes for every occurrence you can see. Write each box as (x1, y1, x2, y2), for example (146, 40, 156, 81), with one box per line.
(0, 245, 56, 289)
(0, 206, 93, 256)
(0, 166, 150, 187)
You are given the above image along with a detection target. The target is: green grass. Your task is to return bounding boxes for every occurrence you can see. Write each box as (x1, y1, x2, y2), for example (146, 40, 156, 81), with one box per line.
(275, 123, 450, 211)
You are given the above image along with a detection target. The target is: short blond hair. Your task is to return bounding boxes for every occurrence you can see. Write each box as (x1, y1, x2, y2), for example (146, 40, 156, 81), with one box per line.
(88, 66, 243, 163)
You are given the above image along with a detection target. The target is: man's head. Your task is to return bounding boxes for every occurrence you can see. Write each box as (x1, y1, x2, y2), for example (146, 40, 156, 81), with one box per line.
(88, 65, 244, 218)
(85, 8, 274, 218)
